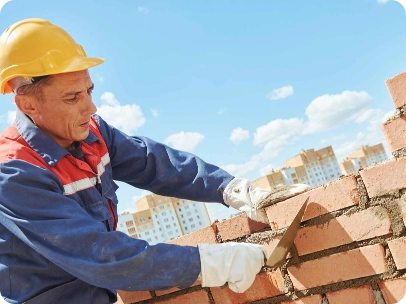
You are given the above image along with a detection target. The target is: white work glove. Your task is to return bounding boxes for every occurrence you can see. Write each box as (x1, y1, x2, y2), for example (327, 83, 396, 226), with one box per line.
(198, 242, 267, 293)
(223, 178, 309, 224)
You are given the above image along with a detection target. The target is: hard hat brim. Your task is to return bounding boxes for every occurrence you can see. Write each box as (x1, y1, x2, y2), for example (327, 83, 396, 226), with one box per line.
(1, 56, 105, 94)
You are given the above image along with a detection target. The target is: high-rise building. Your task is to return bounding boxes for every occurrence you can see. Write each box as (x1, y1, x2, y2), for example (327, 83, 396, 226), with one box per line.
(117, 194, 211, 245)
(252, 146, 342, 189)
(339, 143, 388, 174)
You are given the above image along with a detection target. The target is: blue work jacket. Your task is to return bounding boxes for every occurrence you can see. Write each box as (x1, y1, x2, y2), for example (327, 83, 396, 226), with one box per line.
(0, 110, 234, 303)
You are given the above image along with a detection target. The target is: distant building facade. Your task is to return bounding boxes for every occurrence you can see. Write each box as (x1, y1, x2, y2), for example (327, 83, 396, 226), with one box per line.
(339, 143, 387, 174)
(252, 146, 342, 189)
(117, 194, 211, 245)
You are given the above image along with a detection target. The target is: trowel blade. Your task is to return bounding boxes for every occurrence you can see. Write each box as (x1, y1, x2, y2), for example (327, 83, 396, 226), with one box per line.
(265, 197, 309, 268)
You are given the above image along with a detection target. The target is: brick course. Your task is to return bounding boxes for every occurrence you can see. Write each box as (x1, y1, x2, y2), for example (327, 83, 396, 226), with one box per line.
(116, 70, 406, 303)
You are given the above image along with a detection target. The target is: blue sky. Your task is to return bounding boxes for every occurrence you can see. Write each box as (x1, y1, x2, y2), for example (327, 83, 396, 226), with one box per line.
(0, 0, 404, 221)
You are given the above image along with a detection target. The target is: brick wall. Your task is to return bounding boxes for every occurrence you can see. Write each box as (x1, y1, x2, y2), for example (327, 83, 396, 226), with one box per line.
(116, 71, 406, 304)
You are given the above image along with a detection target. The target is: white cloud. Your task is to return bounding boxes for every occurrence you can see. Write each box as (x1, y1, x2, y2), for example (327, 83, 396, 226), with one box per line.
(164, 131, 204, 152)
(259, 163, 277, 177)
(138, 6, 149, 14)
(221, 159, 261, 178)
(304, 91, 372, 134)
(377, 0, 390, 4)
(222, 137, 290, 178)
(151, 108, 159, 117)
(97, 92, 146, 135)
(7, 111, 15, 124)
(320, 134, 346, 144)
(253, 118, 304, 145)
(230, 128, 250, 144)
(217, 107, 228, 115)
(266, 85, 294, 100)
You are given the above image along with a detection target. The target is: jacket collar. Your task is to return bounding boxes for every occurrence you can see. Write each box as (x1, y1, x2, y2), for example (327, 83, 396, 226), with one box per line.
(15, 110, 100, 167)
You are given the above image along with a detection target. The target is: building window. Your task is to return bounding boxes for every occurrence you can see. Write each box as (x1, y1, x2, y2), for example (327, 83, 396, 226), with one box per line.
(168, 231, 173, 235)
(186, 211, 191, 216)
(158, 199, 162, 203)
(159, 227, 162, 231)
(125, 221, 134, 227)
(185, 205, 190, 210)
(148, 216, 151, 220)
(197, 215, 200, 219)
(140, 218, 145, 222)
(164, 218, 169, 222)
(159, 206, 164, 210)
(199, 222, 202, 225)
(166, 225, 171, 229)
(143, 224, 147, 229)
(191, 224, 196, 228)
(145, 231, 150, 236)
(189, 218, 193, 222)
(147, 238, 152, 242)
(128, 227, 136, 233)
(185, 227, 188, 230)
(183, 200, 187, 203)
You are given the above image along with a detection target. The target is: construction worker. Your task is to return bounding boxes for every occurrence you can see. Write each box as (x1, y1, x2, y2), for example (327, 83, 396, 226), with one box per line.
(0, 19, 307, 303)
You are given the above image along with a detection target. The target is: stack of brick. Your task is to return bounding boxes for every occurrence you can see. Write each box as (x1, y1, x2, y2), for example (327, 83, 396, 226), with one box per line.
(116, 71, 406, 304)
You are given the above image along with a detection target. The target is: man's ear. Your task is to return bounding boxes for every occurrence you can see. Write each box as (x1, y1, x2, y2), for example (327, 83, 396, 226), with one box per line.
(14, 94, 39, 116)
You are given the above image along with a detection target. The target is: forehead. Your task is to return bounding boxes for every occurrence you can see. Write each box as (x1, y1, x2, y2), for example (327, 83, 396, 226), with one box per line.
(48, 70, 92, 90)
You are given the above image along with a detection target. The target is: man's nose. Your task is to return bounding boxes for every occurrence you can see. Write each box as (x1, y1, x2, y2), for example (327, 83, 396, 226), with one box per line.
(83, 94, 97, 115)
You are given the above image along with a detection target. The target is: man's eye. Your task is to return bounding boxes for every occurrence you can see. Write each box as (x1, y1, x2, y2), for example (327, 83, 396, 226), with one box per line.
(65, 96, 77, 102)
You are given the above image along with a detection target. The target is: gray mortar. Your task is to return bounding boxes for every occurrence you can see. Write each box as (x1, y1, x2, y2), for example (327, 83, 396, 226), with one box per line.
(370, 197, 406, 236)
(392, 148, 406, 158)
(356, 174, 370, 209)
(255, 185, 309, 210)
(371, 284, 386, 304)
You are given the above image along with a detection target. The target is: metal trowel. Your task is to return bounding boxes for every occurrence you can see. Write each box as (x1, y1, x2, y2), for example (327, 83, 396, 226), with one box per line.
(265, 197, 309, 268)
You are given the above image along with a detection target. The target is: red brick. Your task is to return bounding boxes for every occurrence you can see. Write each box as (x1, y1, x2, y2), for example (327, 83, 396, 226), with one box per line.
(379, 277, 406, 304)
(210, 270, 287, 304)
(155, 281, 200, 296)
(266, 175, 359, 230)
(155, 289, 210, 304)
(216, 213, 268, 241)
(295, 207, 392, 256)
(388, 237, 406, 270)
(167, 223, 217, 246)
(360, 156, 406, 198)
(288, 244, 388, 290)
(382, 116, 406, 153)
(262, 235, 292, 261)
(385, 71, 406, 108)
(117, 290, 151, 304)
(326, 285, 376, 304)
(281, 294, 323, 304)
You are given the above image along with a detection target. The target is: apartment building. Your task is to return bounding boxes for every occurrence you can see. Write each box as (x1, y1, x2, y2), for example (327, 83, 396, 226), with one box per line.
(339, 143, 388, 174)
(117, 194, 211, 245)
(253, 146, 342, 189)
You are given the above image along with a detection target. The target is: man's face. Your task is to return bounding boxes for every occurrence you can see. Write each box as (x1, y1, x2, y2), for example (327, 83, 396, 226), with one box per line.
(29, 70, 97, 149)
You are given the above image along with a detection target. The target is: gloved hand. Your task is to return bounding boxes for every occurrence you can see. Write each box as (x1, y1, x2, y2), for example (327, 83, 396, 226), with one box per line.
(198, 242, 267, 293)
(223, 178, 309, 224)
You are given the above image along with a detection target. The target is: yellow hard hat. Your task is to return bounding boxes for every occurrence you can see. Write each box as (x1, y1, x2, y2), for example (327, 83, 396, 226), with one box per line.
(0, 18, 104, 94)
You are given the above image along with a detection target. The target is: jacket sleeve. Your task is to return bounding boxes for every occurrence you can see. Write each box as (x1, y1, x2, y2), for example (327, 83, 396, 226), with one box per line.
(93, 114, 235, 204)
(0, 160, 201, 291)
